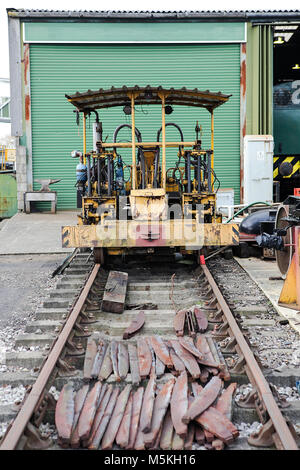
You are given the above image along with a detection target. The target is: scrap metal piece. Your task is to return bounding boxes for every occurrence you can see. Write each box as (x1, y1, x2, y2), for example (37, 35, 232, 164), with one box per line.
(183, 376, 223, 424)
(127, 343, 141, 385)
(160, 409, 174, 450)
(137, 337, 152, 379)
(170, 340, 200, 379)
(155, 354, 166, 378)
(170, 371, 188, 438)
(169, 347, 186, 376)
(78, 381, 102, 441)
(91, 340, 107, 379)
(126, 387, 144, 449)
(179, 337, 204, 360)
(173, 308, 187, 336)
(101, 384, 132, 450)
(195, 407, 235, 444)
(184, 423, 195, 450)
(215, 382, 237, 421)
(71, 384, 89, 437)
(193, 306, 208, 333)
(86, 384, 112, 448)
(101, 271, 128, 314)
(88, 387, 119, 450)
(111, 340, 120, 382)
(139, 372, 156, 433)
(83, 336, 98, 382)
(123, 311, 145, 339)
(144, 377, 175, 448)
(118, 342, 129, 380)
(190, 385, 214, 443)
(150, 335, 173, 368)
(55, 383, 75, 445)
(98, 343, 113, 381)
(115, 391, 133, 448)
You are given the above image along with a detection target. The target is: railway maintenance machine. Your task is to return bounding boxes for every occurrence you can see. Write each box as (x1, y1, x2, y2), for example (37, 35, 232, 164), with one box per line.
(61, 86, 239, 263)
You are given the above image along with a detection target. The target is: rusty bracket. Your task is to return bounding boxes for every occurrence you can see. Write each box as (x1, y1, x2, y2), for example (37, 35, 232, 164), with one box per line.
(33, 391, 57, 428)
(79, 305, 97, 324)
(220, 335, 237, 353)
(56, 357, 77, 377)
(208, 307, 223, 323)
(23, 422, 52, 450)
(229, 355, 246, 374)
(212, 320, 229, 338)
(269, 383, 290, 409)
(65, 335, 84, 356)
(73, 321, 91, 337)
(248, 419, 278, 448)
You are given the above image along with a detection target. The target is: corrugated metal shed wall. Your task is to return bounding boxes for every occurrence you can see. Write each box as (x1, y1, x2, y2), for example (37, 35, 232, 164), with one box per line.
(30, 44, 240, 209)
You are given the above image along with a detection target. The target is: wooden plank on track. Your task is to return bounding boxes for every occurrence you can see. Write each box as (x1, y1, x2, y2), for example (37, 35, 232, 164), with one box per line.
(101, 270, 128, 314)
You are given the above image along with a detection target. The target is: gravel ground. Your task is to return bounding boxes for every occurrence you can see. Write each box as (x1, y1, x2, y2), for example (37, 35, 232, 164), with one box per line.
(0, 254, 64, 372)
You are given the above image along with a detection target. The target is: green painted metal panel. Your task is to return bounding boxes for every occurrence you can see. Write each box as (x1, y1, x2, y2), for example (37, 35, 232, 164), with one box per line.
(246, 23, 273, 135)
(24, 22, 246, 43)
(30, 43, 240, 209)
(0, 173, 17, 218)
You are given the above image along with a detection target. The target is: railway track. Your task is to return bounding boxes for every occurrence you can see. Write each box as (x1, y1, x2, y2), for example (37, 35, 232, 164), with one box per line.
(0, 252, 299, 451)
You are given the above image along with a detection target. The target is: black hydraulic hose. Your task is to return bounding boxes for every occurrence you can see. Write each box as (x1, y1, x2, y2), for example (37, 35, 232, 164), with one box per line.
(87, 155, 91, 196)
(154, 147, 160, 188)
(113, 124, 142, 143)
(187, 152, 191, 193)
(156, 122, 184, 145)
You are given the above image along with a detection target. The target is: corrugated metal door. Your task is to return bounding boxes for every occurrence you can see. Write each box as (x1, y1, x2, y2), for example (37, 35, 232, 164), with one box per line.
(30, 44, 240, 209)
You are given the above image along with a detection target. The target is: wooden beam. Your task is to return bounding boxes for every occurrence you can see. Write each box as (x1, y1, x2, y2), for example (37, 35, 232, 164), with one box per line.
(101, 271, 128, 314)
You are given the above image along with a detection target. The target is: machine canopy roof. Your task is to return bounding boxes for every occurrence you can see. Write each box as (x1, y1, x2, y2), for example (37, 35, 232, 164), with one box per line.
(65, 85, 231, 113)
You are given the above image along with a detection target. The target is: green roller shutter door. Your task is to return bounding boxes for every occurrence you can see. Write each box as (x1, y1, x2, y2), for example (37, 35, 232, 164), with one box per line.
(30, 44, 240, 209)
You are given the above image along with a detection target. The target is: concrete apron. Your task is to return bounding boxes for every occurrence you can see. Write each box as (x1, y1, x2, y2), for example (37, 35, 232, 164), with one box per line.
(235, 257, 300, 335)
(0, 211, 78, 255)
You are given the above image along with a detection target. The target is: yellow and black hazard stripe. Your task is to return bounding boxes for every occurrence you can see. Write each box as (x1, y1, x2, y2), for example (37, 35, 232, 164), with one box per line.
(273, 155, 300, 180)
(232, 225, 239, 245)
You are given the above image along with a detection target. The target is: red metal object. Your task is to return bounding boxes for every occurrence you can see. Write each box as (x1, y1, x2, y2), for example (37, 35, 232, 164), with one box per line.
(88, 387, 119, 450)
(126, 387, 144, 449)
(118, 342, 129, 380)
(123, 311, 145, 339)
(170, 339, 201, 379)
(83, 337, 98, 381)
(179, 337, 204, 360)
(144, 377, 175, 448)
(160, 409, 174, 450)
(98, 344, 113, 381)
(139, 372, 156, 433)
(127, 343, 141, 385)
(193, 307, 208, 333)
(199, 254, 206, 265)
(86, 384, 112, 448)
(173, 308, 186, 336)
(170, 371, 188, 438)
(150, 335, 173, 368)
(78, 381, 102, 441)
(183, 376, 223, 423)
(115, 391, 133, 448)
(137, 337, 152, 378)
(55, 383, 75, 445)
(101, 384, 132, 450)
(294, 188, 300, 196)
(110, 340, 120, 382)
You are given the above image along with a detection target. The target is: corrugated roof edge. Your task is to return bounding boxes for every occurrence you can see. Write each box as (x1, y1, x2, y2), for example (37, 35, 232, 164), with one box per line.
(6, 8, 300, 21)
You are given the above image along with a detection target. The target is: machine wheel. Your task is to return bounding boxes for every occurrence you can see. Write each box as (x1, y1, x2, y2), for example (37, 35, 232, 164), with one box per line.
(93, 247, 105, 265)
(275, 205, 292, 278)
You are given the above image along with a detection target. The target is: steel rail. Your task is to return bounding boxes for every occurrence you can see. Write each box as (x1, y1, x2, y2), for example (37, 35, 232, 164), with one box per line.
(201, 264, 298, 450)
(0, 263, 100, 451)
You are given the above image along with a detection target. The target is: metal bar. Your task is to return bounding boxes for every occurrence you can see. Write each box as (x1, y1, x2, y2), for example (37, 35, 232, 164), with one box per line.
(201, 264, 298, 450)
(131, 94, 136, 190)
(83, 113, 87, 165)
(0, 264, 100, 451)
(101, 141, 196, 148)
(161, 94, 166, 190)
